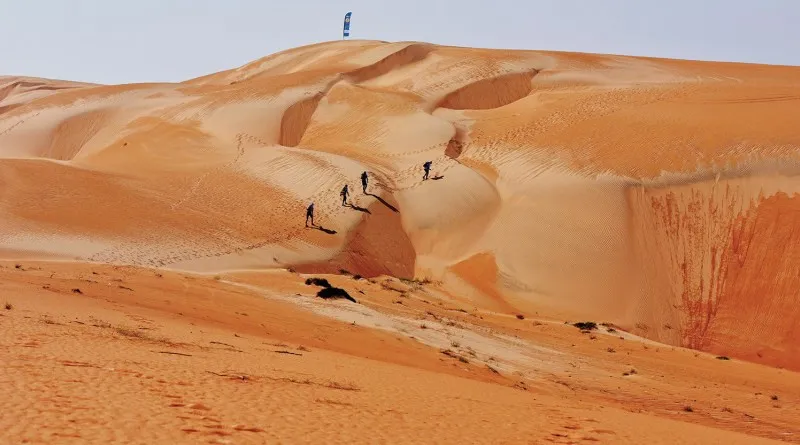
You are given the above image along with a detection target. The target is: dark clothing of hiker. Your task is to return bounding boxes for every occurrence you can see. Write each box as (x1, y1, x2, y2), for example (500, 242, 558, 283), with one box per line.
(361, 171, 368, 193)
(305, 203, 315, 226)
(423, 161, 432, 180)
(340, 185, 349, 206)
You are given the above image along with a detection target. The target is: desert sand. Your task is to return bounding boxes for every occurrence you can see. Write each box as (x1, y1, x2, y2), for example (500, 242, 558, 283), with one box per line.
(1, 40, 799, 443)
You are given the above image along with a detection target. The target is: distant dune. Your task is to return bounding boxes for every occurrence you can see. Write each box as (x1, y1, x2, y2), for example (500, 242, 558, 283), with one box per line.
(1, 40, 799, 370)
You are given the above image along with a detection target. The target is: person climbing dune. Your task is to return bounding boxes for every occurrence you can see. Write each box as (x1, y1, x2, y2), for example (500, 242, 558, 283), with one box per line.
(340, 184, 349, 206)
(305, 202, 315, 227)
(423, 161, 432, 180)
(361, 171, 368, 194)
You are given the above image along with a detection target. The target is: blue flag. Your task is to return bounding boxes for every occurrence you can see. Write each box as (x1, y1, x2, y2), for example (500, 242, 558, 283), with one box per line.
(343, 12, 352, 38)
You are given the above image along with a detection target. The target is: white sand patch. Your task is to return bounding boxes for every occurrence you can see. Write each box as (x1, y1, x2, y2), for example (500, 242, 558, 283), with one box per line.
(227, 281, 575, 377)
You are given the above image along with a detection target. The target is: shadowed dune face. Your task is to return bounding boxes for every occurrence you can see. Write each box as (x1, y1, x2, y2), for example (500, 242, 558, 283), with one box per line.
(437, 71, 537, 110)
(627, 175, 800, 369)
(293, 194, 416, 278)
(2, 40, 800, 368)
(344, 43, 433, 84)
(280, 92, 324, 147)
(713, 193, 800, 369)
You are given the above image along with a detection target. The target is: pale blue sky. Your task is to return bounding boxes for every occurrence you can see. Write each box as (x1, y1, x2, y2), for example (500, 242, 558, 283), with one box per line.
(1, 0, 798, 84)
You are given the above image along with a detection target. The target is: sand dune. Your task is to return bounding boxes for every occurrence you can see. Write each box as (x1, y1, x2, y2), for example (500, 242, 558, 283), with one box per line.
(2, 40, 800, 442)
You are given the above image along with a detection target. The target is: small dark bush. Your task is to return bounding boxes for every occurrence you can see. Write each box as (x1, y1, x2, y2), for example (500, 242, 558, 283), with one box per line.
(771, 395, 779, 401)
(683, 406, 694, 413)
(440, 349, 469, 363)
(352, 275, 362, 280)
(4, 302, 12, 310)
(573, 321, 597, 331)
(305, 278, 331, 288)
(515, 314, 525, 320)
(316, 287, 357, 303)
(71, 288, 82, 294)
(716, 356, 730, 361)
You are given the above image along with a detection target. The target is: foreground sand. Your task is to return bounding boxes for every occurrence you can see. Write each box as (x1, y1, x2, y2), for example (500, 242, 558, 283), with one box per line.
(2, 261, 798, 444)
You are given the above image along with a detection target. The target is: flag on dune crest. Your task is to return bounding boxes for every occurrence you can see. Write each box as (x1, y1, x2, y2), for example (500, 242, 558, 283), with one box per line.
(343, 12, 352, 39)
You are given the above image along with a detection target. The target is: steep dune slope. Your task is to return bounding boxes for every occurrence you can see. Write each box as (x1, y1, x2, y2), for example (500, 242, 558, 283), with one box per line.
(1, 40, 799, 368)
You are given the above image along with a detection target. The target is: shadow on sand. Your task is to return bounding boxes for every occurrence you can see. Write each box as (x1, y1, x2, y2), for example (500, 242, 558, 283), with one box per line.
(431, 175, 445, 180)
(346, 203, 371, 214)
(306, 224, 337, 234)
(366, 193, 399, 213)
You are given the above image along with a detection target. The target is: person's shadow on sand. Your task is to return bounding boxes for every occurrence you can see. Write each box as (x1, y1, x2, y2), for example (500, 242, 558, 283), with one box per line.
(346, 203, 371, 214)
(365, 193, 398, 213)
(306, 224, 337, 235)
(431, 175, 445, 180)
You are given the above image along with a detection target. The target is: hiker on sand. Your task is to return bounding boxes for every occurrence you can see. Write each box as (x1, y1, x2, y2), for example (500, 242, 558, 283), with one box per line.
(423, 161, 432, 180)
(361, 171, 368, 194)
(305, 203, 315, 227)
(340, 184, 349, 206)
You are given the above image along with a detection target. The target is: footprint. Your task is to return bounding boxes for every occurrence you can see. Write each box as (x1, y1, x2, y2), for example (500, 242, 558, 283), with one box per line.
(61, 360, 98, 368)
(51, 432, 82, 438)
(233, 425, 265, 432)
(188, 403, 211, 411)
(590, 429, 616, 435)
(206, 429, 232, 437)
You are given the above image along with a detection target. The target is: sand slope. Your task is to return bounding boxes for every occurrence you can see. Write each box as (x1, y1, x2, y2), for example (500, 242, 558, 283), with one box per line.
(1, 40, 800, 372)
(2, 261, 799, 444)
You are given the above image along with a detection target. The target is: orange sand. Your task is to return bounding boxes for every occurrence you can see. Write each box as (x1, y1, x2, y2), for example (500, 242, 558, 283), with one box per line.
(2, 261, 799, 444)
(2, 40, 800, 443)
